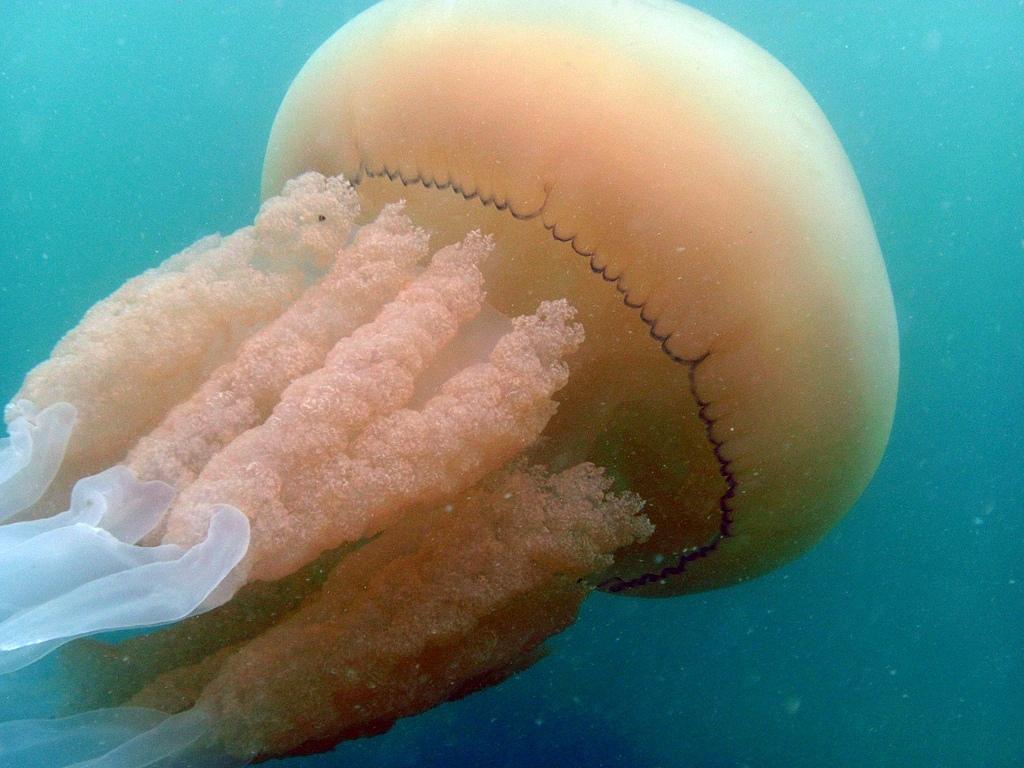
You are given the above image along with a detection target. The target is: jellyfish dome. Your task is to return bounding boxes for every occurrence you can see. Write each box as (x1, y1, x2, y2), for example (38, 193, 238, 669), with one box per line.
(0, 0, 897, 765)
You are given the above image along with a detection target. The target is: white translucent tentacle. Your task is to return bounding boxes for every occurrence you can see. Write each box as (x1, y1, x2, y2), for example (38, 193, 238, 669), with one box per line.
(69, 465, 177, 544)
(0, 523, 184, 614)
(0, 465, 250, 673)
(0, 466, 173, 555)
(0, 708, 169, 768)
(0, 706, 239, 768)
(0, 400, 76, 521)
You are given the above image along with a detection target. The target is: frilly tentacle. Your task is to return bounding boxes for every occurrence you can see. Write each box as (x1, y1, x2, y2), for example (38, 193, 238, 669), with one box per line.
(0, 466, 250, 674)
(0, 400, 76, 522)
(0, 706, 240, 768)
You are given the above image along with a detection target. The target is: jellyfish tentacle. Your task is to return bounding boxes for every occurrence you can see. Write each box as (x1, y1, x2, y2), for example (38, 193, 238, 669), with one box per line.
(0, 706, 237, 768)
(158, 228, 494, 581)
(0, 467, 176, 614)
(0, 460, 248, 672)
(156, 232, 589, 586)
(342, 298, 586, 536)
(0, 707, 170, 768)
(11, 174, 359, 516)
(0, 400, 76, 522)
(126, 199, 428, 492)
(190, 463, 650, 759)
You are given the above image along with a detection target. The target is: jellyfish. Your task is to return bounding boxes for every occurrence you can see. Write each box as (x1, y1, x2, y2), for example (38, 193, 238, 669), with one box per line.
(0, 0, 898, 765)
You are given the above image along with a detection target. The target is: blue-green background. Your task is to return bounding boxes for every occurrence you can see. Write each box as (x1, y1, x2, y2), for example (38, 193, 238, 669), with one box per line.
(1, 2, 1021, 766)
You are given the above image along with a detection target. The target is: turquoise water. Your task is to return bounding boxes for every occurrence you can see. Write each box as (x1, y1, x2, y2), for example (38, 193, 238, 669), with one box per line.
(0, 2, 1020, 766)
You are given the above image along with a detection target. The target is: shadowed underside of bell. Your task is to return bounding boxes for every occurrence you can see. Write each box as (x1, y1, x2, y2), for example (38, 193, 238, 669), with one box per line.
(261, 0, 899, 594)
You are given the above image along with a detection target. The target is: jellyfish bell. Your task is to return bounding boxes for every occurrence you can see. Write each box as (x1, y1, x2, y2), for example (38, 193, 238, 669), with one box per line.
(0, 0, 897, 765)
(262, 0, 899, 594)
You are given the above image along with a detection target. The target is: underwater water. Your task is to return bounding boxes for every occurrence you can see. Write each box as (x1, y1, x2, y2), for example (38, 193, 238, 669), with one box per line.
(0, 1, 1020, 766)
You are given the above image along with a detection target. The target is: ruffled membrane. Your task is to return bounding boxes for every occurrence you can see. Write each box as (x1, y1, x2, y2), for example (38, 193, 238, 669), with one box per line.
(0, 706, 241, 768)
(0, 400, 76, 522)
(0, 463, 249, 673)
